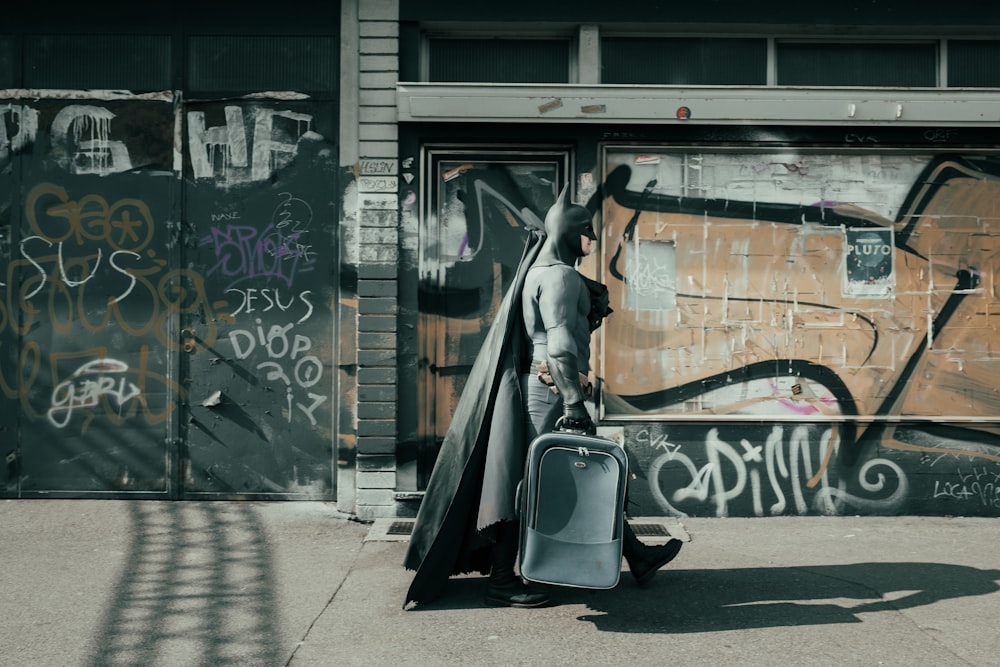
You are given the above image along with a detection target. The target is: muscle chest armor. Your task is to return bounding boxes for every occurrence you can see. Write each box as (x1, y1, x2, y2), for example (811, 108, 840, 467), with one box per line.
(522, 263, 591, 373)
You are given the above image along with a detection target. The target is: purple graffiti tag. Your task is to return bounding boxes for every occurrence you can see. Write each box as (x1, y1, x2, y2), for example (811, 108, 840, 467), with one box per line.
(199, 223, 315, 289)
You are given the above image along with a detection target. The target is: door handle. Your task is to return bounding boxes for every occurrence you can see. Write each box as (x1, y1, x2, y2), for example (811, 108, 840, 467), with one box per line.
(181, 327, 197, 353)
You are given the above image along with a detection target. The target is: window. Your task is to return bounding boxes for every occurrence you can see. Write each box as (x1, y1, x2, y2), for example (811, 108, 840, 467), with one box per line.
(417, 27, 1000, 90)
(948, 40, 1000, 87)
(602, 37, 767, 85)
(427, 38, 570, 83)
(776, 41, 938, 87)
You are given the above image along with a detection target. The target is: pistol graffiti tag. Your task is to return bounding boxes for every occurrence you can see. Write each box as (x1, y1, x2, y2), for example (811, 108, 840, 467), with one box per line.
(48, 358, 142, 429)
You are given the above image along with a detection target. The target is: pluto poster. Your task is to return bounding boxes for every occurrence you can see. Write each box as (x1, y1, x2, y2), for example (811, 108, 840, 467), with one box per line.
(844, 227, 895, 298)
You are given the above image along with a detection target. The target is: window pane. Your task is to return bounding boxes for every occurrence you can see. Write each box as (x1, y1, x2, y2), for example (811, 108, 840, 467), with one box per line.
(777, 42, 937, 86)
(949, 40, 1000, 87)
(602, 37, 767, 85)
(24, 35, 171, 90)
(428, 38, 569, 83)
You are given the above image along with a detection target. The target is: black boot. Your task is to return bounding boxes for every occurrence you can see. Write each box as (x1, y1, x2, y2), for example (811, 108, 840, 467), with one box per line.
(485, 521, 549, 608)
(622, 522, 683, 586)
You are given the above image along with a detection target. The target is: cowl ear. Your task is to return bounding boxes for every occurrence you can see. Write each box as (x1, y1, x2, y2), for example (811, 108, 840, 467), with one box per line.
(544, 184, 571, 231)
(555, 183, 570, 210)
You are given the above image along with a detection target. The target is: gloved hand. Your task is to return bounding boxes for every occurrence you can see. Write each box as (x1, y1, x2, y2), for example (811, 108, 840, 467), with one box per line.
(557, 401, 596, 435)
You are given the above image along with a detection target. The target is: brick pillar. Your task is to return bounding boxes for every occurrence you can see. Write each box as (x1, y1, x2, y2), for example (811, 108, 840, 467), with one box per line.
(354, 0, 399, 520)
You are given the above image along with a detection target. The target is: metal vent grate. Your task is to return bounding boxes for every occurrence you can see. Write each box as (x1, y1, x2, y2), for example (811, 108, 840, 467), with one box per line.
(387, 520, 415, 536)
(24, 34, 171, 90)
(949, 40, 1000, 87)
(602, 37, 767, 86)
(187, 35, 339, 95)
(629, 523, 671, 537)
(776, 41, 937, 87)
(0, 36, 14, 88)
(428, 38, 570, 83)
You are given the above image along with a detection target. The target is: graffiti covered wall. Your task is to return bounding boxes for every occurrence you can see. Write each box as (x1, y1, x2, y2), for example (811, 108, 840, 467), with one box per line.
(1, 92, 338, 498)
(598, 148, 1000, 517)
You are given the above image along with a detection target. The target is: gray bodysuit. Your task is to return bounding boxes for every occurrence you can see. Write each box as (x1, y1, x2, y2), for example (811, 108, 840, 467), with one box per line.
(522, 262, 592, 375)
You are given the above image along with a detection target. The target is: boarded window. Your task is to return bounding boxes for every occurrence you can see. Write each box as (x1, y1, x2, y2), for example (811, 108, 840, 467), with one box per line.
(948, 40, 1000, 87)
(23, 35, 171, 91)
(428, 38, 569, 83)
(777, 42, 937, 87)
(187, 36, 339, 95)
(602, 37, 767, 85)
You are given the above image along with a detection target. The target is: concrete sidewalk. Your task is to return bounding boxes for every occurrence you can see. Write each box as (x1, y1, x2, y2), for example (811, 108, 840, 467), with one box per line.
(2, 500, 999, 667)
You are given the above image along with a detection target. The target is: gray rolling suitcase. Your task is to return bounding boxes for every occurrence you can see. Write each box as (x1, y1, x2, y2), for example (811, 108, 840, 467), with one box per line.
(517, 429, 628, 589)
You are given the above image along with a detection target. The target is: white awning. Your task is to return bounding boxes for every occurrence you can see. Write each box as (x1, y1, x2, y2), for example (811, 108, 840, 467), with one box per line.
(397, 82, 1000, 126)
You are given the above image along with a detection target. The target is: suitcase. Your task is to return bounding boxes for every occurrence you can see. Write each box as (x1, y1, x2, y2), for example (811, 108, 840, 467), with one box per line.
(517, 429, 628, 589)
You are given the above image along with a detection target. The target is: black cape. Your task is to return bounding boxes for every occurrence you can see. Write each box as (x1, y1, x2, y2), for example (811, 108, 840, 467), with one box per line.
(402, 231, 544, 609)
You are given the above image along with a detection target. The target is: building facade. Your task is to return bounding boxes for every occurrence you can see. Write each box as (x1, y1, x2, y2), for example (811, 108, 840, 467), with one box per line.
(4, 1, 1000, 520)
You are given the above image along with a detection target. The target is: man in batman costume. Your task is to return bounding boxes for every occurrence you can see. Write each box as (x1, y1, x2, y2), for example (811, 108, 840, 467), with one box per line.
(403, 186, 682, 609)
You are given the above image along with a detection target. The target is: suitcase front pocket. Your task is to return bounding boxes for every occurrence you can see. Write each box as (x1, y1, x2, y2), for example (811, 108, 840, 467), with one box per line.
(521, 529, 622, 589)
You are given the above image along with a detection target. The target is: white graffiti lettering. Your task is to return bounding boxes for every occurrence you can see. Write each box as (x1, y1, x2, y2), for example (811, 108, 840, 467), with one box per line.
(47, 358, 142, 429)
(187, 107, 313, 183)
(226, 288, 314, 323)
(20, 235, 141, 303)
(933, 467, 1000, 508)
(0, 104, 40, 161)
(228, 321, 328, 424)
(50, 105, 133, 175)
(647, 425, 906, 517)
(296, 392, 328, 425)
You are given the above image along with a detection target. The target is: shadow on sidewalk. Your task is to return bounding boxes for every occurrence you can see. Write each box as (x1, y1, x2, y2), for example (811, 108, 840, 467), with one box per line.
(86, 501, 282, 667)
(573, 562, 1000, 633)
(408, 561, 1000, 635)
